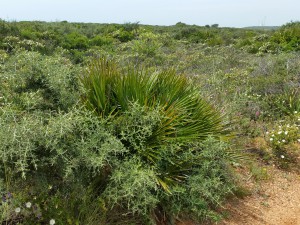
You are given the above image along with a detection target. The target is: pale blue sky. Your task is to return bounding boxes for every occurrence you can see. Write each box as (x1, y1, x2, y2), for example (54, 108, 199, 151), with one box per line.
(0, 0, 299, 27)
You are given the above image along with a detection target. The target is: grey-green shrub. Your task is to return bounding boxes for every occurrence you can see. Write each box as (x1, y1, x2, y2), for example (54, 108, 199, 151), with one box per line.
(0, 50, 80, 111)
(103, 158, 159, 216)
(160, 137, 235, 223)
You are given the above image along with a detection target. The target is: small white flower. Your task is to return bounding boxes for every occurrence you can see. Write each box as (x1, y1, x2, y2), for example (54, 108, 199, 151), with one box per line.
(298, 139, 300, 143)
(295, 111, 298, 114)
(284, 131, 288, 135)
(270, 138, 273, 141)
(15, 207, 21, 213)
(278, 131, 282, 134)
(266, 131, 269, 135)
(281, 155, 285, 159)
(282, 139, 286, 143)
(26, 202, 32, 208)
(49, 219, 55, 225)
(271, 134, 275, 137)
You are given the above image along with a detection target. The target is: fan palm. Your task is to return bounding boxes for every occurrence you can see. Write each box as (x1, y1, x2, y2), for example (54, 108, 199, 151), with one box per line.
(81, 57, 225, 191)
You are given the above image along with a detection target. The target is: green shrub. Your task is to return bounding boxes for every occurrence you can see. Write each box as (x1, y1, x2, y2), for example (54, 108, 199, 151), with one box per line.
(103, 158, 159, 216)
(79, 58, 235, 223)
(0, 108, 231, 224)
(0, 108, 127, 224)
(0, 50, 80, 111)
(271, 22, 300, 52)
(0, 110, 44, 179)
(90, 35, 114, 47)
(113, 29, 135, 42)
(159, 137, 235, 223)
(0, 20, 20, 38)
(130, 32, 163, 57)
(63, 32, 89, 50)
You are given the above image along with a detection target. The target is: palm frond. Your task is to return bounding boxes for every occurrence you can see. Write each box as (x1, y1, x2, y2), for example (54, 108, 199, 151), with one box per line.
(81, 57, 227, 193)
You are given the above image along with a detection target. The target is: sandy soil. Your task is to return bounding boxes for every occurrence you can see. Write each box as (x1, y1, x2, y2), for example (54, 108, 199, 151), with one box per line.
(219, 168, 300, 225)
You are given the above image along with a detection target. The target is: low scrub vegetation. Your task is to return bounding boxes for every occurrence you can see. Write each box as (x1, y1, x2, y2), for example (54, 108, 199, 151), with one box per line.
(0, 19, 299, 224)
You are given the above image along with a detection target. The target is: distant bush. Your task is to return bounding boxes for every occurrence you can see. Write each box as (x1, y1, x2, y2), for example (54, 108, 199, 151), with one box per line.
(271, 21, 300, 51)
(90, 35, 114, 47)
(0, 20, 19, 38)
(113, 29, 135, 42)
(130, 32, 163, 57)
(236, 22, 300, 54)
(63, 32, 89, 50)
(173, 26, 199, 40)
(121, 21, 140, 34)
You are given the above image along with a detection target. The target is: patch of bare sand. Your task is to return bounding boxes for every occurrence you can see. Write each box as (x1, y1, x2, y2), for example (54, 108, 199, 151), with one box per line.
(220, 168, 300, 225)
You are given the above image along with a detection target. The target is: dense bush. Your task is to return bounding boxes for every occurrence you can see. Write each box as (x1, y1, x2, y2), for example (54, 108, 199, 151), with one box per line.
(90, 35, 114, 47)
(271, 22, 300, 51)
(80, 58, 234, 223)
(63, 32, 89, 50)
(0, 109, 234, 223)
(0, 50, 80, 111)
(0, 108, 127, 224)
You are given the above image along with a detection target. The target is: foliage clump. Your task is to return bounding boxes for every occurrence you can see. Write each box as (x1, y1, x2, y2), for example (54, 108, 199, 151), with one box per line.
(79, 58, 233, 223)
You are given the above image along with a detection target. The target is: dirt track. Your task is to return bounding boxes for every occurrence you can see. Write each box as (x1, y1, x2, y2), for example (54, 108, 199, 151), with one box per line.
(220, 168, 300, 225)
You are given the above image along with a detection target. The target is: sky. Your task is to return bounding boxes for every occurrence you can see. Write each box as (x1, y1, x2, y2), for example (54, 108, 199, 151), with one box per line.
(0, 0, 299, 28)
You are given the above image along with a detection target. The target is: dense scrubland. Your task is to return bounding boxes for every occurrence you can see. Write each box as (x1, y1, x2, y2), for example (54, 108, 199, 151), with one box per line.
(0, 19, 300, 224)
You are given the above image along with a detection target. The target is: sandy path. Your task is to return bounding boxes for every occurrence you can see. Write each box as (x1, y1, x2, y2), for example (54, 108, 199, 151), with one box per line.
(220, 169, 300, 225)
